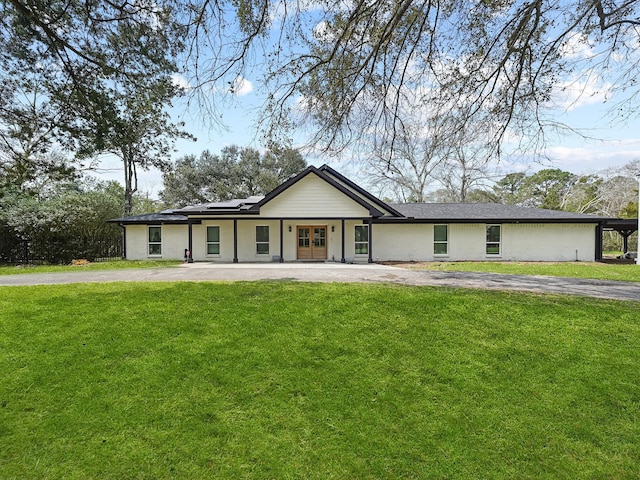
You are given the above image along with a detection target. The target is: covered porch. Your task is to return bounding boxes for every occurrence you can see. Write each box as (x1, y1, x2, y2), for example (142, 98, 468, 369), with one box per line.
(185, 217, 375, 264)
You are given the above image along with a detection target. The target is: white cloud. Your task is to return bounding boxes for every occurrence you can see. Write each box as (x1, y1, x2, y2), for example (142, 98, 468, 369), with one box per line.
(549, 71, 610, 111)
(543, 139, 640, 173)
(313, 20, 334, 42)
(558, 34, 594, 60)
(269, 0, 328, 23)
(171, 73, 192, 91)
(231, 76, 254, 96)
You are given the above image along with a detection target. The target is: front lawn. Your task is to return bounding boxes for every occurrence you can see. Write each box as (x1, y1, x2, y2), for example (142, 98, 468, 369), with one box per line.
(399, 261, 640, 282)
(1, 282, 639, 479)
(0, 259, 181, 275)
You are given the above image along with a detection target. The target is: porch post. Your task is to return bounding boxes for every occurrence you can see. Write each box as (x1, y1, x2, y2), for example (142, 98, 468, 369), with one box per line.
(341, 219, 346, 263)
(187, 219, 194, 263)
(233, 219, 238, 263)
(368, 218, 373, 263)
(119, 224, 126, 259)
(279, 218, 284, 263)
(595, 222, 603, 262)
(616, 229, 634, 256)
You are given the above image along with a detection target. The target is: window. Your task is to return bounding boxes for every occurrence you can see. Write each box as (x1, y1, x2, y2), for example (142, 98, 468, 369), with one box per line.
(355, 225, 368, 255)
(256, 226, 269, 254)
(148, 226, 162, 256)
(434, 224, 448, 255)
(207, 226, 220, 255)
(486, 224, 501, 255)
(298, 227, 310, 248)
(313, 227, 325, 248)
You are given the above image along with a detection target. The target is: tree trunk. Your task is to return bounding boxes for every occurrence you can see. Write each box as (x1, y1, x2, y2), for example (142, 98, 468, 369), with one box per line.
(122, 149, 137, 216)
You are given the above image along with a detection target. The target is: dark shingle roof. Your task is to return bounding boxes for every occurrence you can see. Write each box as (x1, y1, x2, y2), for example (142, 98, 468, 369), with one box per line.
(109, 211, 189, 224)
(388, 203, 608, 223)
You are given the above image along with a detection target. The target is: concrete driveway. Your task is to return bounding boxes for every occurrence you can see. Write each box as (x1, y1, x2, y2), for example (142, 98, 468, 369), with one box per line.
(1, 262, 639, 301)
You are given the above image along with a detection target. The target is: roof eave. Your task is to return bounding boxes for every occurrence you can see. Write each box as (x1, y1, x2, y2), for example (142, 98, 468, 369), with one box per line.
(319, 164, 405, 217)
(374, 217, 608, 224)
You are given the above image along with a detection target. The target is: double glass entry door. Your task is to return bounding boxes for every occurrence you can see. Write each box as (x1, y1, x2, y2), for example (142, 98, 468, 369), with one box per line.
(297, 226, 327, 260)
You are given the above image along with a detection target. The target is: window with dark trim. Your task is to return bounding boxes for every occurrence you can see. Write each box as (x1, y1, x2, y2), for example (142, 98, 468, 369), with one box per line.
(148, 226, 162, 256)
(256, 226, 269, 254)
(207, 226, 220, 255)
(434, 224, 448, 255)
(486, 224, 501, 255)
(355, 225, 368, 255)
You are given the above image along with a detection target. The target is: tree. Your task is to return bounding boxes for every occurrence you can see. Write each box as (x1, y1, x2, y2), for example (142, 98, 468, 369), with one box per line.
(619, 201, 638, 219)
(186, 0, 640, 162)
(76, 77, 193, 215)
(1, 1, 185, 119)
(365, 114, 451, 202)
(465, 188, 501, 204)
(0, 82, 79, 194)
(0, 177, 126, 263)
(595, 161, 640, 217)
(0, 148, 78, 197)
(430, 121, 498, 202)
(1, 1, 188, 214)
(56, 179, 125, 249)
(160, 150, 237, 207)
(592, 161, 639, 252)
(363, 104, 501, 202)
(160, 146, 307, 207)
(502, 168, 578, 210)
(562, 174, 603, 214)
(493, 172, 529, 205)
(492, 161, 639, 221)
(6, 1, 640, 165)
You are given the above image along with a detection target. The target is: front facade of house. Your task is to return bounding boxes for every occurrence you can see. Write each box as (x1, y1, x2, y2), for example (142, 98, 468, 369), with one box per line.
(113, 165, 609, 263)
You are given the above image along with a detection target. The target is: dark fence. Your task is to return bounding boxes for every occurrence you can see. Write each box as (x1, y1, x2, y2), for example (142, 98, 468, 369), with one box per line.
(0, 232, 123, 265)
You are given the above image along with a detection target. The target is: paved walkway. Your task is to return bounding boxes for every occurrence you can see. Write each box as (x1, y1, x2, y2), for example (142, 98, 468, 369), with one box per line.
(1, 263, 639, 301)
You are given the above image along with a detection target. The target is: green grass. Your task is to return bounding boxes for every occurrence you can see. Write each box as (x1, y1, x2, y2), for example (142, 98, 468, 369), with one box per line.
(1, 281, 639, 479)
(0, 259, 181, 275)
(404, 261, 640, 282)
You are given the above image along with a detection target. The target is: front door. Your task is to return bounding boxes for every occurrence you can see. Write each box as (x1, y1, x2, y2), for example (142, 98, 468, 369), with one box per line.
(297, 226, 327, 260)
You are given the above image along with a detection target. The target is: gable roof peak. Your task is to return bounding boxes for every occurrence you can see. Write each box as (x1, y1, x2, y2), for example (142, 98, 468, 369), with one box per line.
(250, 164, 389, 217)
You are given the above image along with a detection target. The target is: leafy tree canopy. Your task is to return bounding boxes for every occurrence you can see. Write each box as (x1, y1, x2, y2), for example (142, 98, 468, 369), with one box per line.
(1, 0, 190, 214)
(160, 146, 307, 208)
(619, 201, 639, 219)
(492, 168, 579, 210)
(0, 79, 80, 195)
(1, 0, 184, 117)
(491, 162, 638, 217)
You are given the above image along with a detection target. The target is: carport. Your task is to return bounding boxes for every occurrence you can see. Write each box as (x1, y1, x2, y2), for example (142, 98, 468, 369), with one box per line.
(602, 218, 638, 258)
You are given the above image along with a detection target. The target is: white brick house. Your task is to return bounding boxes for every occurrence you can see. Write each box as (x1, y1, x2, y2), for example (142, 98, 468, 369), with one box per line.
(112, 165, 610, 263)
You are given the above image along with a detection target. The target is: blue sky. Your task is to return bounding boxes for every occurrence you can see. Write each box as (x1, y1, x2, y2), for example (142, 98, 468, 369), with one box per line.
(91, 4, 640, 200)
(82, 0, 640, 197)
(94, 68, 640, 199)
